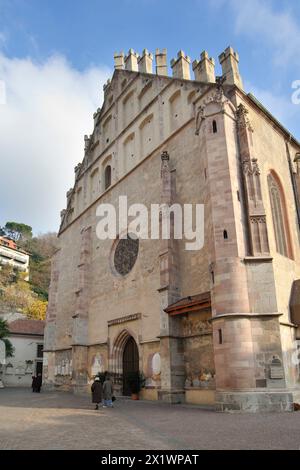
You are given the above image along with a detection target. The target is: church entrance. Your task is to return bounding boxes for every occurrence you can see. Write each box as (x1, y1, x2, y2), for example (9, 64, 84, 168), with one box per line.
(122, 336, 139, 396)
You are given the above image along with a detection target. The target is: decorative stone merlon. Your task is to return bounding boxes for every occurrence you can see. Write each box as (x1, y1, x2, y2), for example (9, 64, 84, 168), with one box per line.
(192, 51, 216, 83)
(84, 134, 90, 151)
(114, 51, 125, 70)
(66, 188, 73, 203)
(74, 163, 82, 178)
(155, 49, 168, 76)
(60, 209, 66, 221)
(294, 152, 300, 172)
(125, 49, 139, 72)
(103, 78, 111, 93)
(138, 49, 153, 74)
(93, 108, 101, 121)
(171, 50, 191, 80)
(219, 46, 243, 89)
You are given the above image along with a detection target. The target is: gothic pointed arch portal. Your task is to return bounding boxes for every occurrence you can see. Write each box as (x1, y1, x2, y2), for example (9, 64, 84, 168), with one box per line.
(123, 337, 139, 396)
(111, 330, 139, 396)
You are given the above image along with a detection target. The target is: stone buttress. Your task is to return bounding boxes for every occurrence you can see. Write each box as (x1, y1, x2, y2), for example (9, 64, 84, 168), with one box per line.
(157, 151, 185, 403)
(71, 226, 92, 394)
(197, 84, 293, 412)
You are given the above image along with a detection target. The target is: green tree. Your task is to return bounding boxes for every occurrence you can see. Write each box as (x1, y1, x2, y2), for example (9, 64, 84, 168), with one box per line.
(0, 264, 18, 287)
(0, 319, 14, 357)
(0, 230, 56, 319)
(0, 275, 33, 312)
(23, 232, 58, 300)
(4, 222, 33, 242)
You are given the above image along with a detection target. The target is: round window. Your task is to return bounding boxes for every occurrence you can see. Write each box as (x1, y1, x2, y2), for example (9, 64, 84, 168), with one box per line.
(113, 234, 139, 276)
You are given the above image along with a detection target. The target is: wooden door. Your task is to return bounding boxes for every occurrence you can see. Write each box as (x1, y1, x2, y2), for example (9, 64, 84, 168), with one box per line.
(122, 337, 139, 396)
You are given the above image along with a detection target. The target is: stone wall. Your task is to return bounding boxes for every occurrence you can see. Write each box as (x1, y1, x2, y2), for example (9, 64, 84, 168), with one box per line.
(44, 51, 300, 410)
(182, 309, 215, 387)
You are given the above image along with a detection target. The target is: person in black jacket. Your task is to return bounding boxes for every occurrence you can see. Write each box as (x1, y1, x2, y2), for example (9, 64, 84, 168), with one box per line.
(31, 375, 37, 392)
(91, 376, 103, 410)
(35, 373, 42, 393)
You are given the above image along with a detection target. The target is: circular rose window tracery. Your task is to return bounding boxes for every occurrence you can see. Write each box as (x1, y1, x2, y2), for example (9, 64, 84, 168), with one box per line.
(113, 234, 139, 276)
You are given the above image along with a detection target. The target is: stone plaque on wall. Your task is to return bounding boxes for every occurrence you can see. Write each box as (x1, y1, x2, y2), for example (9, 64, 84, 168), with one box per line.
(269, 356, 284, 379)
(270, 365, 284, 379)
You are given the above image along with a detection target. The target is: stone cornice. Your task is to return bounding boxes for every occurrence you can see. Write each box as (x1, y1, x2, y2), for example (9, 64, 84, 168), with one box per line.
(243, 256, 273, 263)
(107, 312, 141, 327)
(43, 347, 72, 352)
(211, 312, 283, 322)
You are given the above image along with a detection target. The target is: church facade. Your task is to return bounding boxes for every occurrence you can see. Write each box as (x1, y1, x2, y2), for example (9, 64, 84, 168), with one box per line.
(43, 46, 300, 412)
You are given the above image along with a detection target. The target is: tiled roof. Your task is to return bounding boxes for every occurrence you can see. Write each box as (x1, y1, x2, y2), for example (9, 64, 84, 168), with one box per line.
(164, 292, 211, 316)
(0, 236, 17, 250)
(9, 319, 45, 336)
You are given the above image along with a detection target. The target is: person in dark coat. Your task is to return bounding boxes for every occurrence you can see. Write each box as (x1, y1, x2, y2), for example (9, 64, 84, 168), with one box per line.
(31, 375, 37, 392)
(102, 375, 114, 408)
(91, 376, 103, 410)
(35, 373, 42, 393)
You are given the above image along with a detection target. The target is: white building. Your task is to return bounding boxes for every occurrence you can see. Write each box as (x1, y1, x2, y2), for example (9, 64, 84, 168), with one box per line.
(0, 237, 30, 280)
(0, 318, 44, 387)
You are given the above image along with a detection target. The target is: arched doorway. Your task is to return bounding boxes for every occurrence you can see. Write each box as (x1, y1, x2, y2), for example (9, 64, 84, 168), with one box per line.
(122, 336, 139, 396)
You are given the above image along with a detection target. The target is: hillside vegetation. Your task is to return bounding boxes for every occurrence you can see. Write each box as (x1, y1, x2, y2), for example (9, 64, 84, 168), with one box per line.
(0, 222, 57, 320)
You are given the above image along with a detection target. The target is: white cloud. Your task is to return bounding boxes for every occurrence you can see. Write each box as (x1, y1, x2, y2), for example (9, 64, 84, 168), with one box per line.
(245, 81, 299, 133)
(0, 53, 111, 233)
(212, 0, 300, 68)
(235, 1, 300, 67)
(209, 0, 300, 138)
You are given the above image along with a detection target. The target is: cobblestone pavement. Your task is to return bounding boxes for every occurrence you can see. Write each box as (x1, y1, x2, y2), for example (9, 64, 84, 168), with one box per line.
(0, 388, 300, 450)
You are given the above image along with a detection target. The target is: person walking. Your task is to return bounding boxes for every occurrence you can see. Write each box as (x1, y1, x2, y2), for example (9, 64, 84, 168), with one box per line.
(91, 376, 103, 410)
(102, 374, 114, 408)
(31, 375, 37, 392)
(35, 373, 42, 393)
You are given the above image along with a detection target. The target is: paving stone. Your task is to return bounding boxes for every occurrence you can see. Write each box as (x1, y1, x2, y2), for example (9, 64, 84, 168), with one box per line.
(0, 388, 300, 450)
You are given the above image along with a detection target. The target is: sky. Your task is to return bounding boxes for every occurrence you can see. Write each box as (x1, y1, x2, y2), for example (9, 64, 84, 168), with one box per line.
(0, 0, 300, 234)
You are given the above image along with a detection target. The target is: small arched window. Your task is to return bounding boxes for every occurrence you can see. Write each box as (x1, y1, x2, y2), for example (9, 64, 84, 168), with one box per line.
(105, 165, 111, 190)
(268, 172, 293, 258)
(169, 90, 181, 131)
(187, 90, 196, 104)
(213, 120, 218, 134)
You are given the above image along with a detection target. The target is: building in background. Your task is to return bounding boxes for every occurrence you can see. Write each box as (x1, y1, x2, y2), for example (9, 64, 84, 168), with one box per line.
(0, 236, 30, 281)
(0, 317, 44, 387)
(44, 46, 300, 412)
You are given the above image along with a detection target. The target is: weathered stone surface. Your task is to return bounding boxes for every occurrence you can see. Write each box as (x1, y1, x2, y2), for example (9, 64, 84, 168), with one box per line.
(215, 391, 294, 413)
(44, 46, 300, 412)
(3, 388, 300, 449)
